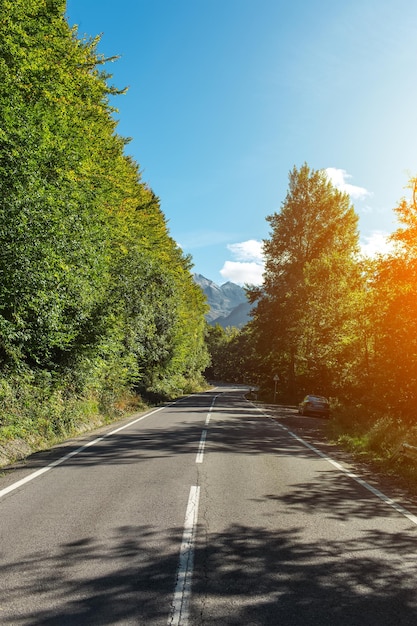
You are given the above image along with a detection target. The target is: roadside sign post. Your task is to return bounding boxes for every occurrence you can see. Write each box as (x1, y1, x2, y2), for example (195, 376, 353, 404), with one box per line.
(273, 374, 279, 403)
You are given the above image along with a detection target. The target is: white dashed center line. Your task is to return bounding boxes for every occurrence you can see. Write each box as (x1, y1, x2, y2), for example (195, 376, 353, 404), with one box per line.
(169, 485, 200, 625)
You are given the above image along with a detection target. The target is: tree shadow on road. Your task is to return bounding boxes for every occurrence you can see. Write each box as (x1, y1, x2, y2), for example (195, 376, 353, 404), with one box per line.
(3, 393, 417, 623)
(192, 522, 417, 625)
(1, 519, 417, 625)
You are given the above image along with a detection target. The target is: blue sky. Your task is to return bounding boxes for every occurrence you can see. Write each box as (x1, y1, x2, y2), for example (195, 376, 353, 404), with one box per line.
(66, 0, 417, 285)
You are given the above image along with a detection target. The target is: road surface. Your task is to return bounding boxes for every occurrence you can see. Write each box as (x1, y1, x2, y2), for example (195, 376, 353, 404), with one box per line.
(1, 385, 417, 624)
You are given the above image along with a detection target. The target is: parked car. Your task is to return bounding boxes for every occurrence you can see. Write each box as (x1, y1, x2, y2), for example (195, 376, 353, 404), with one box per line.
(298, 395, 330, 418)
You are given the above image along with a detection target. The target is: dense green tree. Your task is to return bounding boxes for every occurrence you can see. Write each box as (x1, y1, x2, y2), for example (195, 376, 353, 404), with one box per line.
(204, 324, 258, 384)
(249, 164, 363, 400)
(0, 0, 210, 422)
(167, 260, 210, 391)
(106, 181, 209, 395)
(204, 325, 239, 381)
(0, 0, 119, 367)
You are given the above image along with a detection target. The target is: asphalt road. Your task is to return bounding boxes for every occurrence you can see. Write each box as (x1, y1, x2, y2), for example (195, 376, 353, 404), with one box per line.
(1, 385, 417, 625)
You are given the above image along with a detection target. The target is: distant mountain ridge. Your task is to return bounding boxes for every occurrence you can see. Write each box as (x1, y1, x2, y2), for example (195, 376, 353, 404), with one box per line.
(194, 274, 254, 328)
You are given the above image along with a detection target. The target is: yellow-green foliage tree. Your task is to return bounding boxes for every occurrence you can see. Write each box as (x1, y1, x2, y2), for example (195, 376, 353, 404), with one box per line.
(0, 0, 209, 427)
(366, 177, 417, 419)
(249, 164, 364, 400)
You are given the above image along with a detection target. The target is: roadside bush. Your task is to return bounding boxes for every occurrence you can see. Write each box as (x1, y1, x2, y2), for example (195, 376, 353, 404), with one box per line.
(365, 416, 408, 457)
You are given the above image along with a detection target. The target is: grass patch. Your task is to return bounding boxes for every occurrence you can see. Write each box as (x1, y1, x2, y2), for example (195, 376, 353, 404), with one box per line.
(329, 404, 417, 492)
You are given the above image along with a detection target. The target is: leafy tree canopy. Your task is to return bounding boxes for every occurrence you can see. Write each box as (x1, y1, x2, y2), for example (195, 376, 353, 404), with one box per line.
(250, 164, 363, 399)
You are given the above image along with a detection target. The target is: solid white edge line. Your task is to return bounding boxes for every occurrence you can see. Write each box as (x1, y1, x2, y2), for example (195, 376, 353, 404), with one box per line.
(248, 401, 417, 527)
(169, 485, 200, 626)
(0, 405, 167, 500)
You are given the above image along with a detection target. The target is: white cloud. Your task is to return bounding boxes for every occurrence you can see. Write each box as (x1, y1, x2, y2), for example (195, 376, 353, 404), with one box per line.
(220, 261, 264, 285)
(360, 231, 394, 257)
(220, 239, 265, 285)
(325, 167, 372, 200)
(227, 239, 264, 262)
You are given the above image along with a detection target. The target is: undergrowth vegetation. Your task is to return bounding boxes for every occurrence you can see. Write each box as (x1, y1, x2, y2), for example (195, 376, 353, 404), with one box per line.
(0, 367, 142, 466)
(328, 406, 417, 491)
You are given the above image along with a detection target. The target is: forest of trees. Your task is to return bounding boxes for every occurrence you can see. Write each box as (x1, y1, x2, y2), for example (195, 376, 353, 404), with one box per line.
(210, 164, 417, 426)
(2, 1, 417, 460)
(0, 0, 210, 447)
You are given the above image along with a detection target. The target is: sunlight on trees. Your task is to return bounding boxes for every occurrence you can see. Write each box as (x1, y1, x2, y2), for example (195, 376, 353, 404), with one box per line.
(0, 1, 209, 444)
(2, 1, 417, 455)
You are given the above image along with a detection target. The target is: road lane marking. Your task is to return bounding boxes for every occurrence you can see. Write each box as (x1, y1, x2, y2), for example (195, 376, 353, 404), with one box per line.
(249, 402, 417, 527)
(198, 395, 217, 459)
(208, 395, 217, 415)
(196, 430, 207, 464)
(0, 406, 166, 500)
(169, 485, 200, 626)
